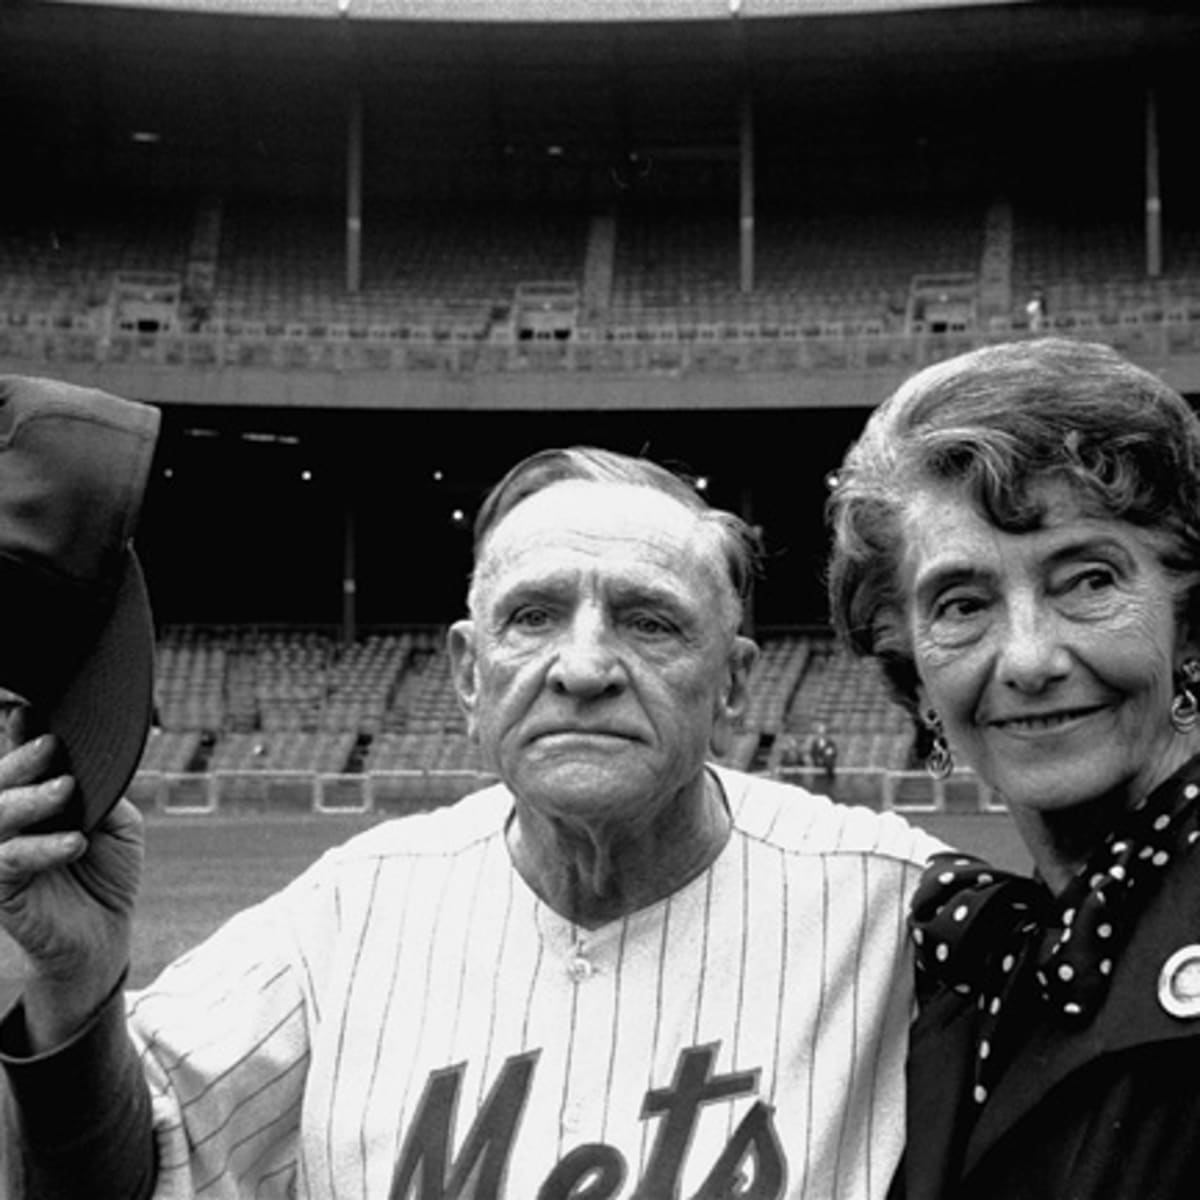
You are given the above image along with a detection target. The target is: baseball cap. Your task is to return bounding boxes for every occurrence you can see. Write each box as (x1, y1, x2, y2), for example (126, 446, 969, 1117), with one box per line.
(0, 376, 161, 831)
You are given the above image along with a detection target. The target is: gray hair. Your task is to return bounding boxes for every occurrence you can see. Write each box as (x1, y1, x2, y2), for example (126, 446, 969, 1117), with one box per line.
(826, 337, 1200, 712)
(468, 446, 761, 633)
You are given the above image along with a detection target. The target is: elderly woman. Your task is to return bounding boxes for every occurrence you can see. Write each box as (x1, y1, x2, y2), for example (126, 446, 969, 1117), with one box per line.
(827, 337, 1200, 1199)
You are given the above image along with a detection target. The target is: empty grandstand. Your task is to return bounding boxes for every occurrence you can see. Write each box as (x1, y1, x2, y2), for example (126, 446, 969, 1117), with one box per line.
(2, 0, 1192, 815)
(126, 623, 985, 816)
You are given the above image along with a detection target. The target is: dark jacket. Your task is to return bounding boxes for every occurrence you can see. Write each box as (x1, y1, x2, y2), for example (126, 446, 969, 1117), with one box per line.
(895, 847, 1200, 1200)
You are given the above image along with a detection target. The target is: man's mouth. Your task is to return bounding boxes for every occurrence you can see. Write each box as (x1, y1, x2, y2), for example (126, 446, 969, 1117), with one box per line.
(532, 727, 638, 743)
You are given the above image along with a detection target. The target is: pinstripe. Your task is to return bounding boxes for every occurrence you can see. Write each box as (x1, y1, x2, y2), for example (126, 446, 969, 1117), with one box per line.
(760, 790, 783, 842)
(189, 1056, 306, 1169)
(478, 849, 518, 1102)
(131, 959, 294, 1077)
(693, 867, 714, 1044)
(325, 855, 383, 1197)
(860, 855, 917, 1194)
(379, 848, 482, 1182)
(127, 771, 945, 1199)
(444, 840, 490, 1050)
(726, 831, 752, 1142)
(801, 855, 831, 1200)
(639, 887, 674, 1174)
(598, 916, 629, 1143)
(254, 1158, 296, 1198)
(770, 844, 789, 1103)
(733, 831, 752, 1064)
(295, 923, 323, 1032)
(385, 853, 456, 1071)
(358, 859, 418, 1197)
(196, 1091, 305, 1193)
(554, 925, 584, 1160)
(178, 998, 305, 1110)
(519, 902, 547, 1050)
(829, 858, 865, 1197)
(857, 857, 878, 1194)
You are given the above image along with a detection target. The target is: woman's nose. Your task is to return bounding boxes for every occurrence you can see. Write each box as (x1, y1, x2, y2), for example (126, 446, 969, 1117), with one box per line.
(547, 610, 624, 696)
(996, 598, 1070, 691)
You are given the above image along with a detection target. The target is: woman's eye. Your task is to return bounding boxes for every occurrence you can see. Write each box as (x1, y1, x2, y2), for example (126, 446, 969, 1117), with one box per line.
(1067, 568, 1116, 593)
(932, 594, 986, 622)
(1055, 567, 1120, 612)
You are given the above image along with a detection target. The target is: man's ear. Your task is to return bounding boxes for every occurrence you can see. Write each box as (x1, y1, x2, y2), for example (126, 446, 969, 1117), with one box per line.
(447, 619, 480, 739)
(709, 636, 758, 759)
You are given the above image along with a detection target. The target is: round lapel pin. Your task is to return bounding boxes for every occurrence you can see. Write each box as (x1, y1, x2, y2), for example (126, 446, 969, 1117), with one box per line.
(1158, 945, 1200, 1019)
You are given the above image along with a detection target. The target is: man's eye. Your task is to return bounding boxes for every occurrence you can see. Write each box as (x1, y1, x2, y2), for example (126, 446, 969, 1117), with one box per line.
(627, 613, 673, 636)
(511, 607, 553, 630)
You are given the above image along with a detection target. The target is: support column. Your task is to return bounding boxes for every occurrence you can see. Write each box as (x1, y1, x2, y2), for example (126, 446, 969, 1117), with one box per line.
(739, 89, 755, 295)
(346, 88, 363, 295)
(341, 497, 357, 645)
(1145, 85, 1162, 279)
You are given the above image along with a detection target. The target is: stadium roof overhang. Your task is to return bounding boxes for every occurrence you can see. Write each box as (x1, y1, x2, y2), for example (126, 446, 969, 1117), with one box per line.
(8, 0, 1196, 185)
(38, 0, 1035, 19)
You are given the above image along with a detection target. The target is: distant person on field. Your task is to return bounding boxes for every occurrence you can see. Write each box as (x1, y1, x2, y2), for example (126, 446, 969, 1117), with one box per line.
(808, 721, 839, 780)
(776, 730, 806, 771)
(1024, 287, 1047, 332)
(1, 441, 945, 1198)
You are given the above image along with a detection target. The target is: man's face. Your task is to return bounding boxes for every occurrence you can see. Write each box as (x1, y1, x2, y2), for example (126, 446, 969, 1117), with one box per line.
(449, 480, 754, 835)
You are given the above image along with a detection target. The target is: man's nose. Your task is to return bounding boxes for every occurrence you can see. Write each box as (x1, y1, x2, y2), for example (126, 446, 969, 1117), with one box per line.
(548, 609, 624, 696)
(997, 596, 1070, 692)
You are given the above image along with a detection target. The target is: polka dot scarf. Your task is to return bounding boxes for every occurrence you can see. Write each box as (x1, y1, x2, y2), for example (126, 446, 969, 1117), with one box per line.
(911, 760, 1200, 1107)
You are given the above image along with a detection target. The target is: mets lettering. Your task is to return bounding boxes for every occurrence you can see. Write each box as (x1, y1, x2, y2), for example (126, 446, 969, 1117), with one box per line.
(390, 1043, 787, 1199)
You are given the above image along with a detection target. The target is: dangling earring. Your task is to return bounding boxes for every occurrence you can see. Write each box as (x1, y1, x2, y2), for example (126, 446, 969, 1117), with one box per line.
(1170, 659, 1200, 734)
(923, 709, 954, 779)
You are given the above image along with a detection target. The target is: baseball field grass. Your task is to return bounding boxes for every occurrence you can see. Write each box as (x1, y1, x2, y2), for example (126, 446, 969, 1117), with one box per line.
(0, 807, 1030, 1002)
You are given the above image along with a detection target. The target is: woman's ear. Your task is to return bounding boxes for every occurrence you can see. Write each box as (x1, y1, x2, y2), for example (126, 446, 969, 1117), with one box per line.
(447, 619, 480, 739)
(1177, 615, 1200, 666)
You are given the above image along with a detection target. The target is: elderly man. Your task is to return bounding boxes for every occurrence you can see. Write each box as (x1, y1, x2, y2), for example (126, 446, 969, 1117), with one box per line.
(1, 445, 943, 1199)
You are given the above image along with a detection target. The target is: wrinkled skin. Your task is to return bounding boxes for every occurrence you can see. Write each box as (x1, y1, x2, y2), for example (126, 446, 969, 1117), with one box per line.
(0, 709, 141, 1047)
(450, 480, 756, 924)
(903, 479, 1200, 888)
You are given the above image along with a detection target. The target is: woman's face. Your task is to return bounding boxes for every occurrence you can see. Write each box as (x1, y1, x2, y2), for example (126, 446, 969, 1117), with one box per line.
(902, 479, 1197, 816)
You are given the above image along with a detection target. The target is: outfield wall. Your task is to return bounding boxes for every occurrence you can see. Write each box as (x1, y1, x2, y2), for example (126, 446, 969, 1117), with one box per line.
(128, 764, 998, 817)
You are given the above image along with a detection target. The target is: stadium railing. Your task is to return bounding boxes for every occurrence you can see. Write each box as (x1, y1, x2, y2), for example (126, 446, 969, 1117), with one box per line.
(130, 767, 501, 817)
(6, 308, 1200, 376)
(774, 765, 994, 814)
(130, 763, 996, 816)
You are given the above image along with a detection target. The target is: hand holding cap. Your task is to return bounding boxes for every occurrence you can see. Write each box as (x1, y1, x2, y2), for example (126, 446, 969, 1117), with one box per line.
(0, 376, 160, 831)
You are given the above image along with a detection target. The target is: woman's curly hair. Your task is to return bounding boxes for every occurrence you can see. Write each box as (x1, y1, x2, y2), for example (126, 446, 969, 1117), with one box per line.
(826, 337, 1200, 713)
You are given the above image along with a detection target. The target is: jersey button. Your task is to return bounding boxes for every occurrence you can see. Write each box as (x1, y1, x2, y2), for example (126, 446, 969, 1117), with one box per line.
(567, 955, 595, 983)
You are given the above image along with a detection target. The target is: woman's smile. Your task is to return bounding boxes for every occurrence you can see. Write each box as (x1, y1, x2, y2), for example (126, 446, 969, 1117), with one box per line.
(904, 480, 1193, 817)
(985, 703, 1109, 735)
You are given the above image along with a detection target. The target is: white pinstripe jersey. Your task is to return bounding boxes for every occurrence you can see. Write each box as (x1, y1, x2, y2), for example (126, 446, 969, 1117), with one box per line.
(129, 767, 945, 1199)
